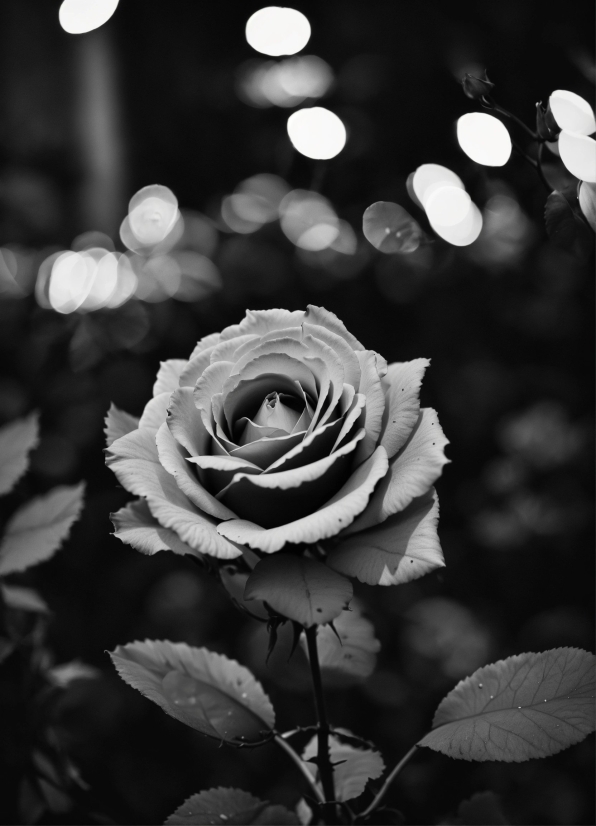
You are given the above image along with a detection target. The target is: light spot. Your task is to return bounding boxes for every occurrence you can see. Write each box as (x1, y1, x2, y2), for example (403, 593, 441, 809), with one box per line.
(457, 112, 512, 167)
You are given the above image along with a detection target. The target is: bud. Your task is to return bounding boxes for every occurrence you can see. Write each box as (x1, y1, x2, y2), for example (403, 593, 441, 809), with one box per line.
(461, 71, 494, 102)
(536, 102, 560, 141)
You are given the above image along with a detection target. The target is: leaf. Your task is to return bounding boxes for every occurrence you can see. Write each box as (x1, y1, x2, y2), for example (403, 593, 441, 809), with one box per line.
(47, 661, 100, 688)
(457, 791, 508, 825)
(302, 599, 380, 680)
(165, 788, 300, 825)
(544, 190, 592, 261)
(109, 640, 275, 742)
(111, 499, 198, 557)
(0, 483, 85, 576)
(418, 648, 596, 761)
(362, 202, 423, 254)
(104, 403, 139, 448)
(244, 554, 353, 626)
(302, 730, 385, 801)
(0, 413, 39, 495)
(220, 566, 269, 620)
(1, 584, 49, 613)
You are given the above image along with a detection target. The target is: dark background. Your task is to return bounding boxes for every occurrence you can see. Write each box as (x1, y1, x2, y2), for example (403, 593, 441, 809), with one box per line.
(0, 1, 594, 824)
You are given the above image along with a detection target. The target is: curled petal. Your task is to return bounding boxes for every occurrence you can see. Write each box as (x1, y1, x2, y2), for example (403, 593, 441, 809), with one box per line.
(266, 414, 346, 474)
(228, 430, 305, 469)
(217, 445, 389, 552)
(187, 453, 261, 494)
(111, 499, 198, 557)
(193, 361, 234, 426)
(208, 334, 261, 364)
(153, 360, 187, 397)
(326, 489, 443, 585)
(346, 408, 449, 534)
(167, 387, 209, 456)
(179, 349, 218, 389)
(380, 359, 430, 458)
(139, 393, 171, 433)
(156, 423, 236, 520)
(217, 430, 365, 528)
(231, 327, 304, 364)
(353, 351, 386, 465)
(105, 403, 138, 448)
(218, 308, 307, 342)
(303, 321, 361, 388)
(305, 305, 364, 351)
(106, 428, 239, 558)
(188, 331, 221, 361)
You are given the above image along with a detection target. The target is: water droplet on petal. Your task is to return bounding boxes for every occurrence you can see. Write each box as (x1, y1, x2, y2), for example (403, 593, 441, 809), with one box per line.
(478, 683, 483, 688)
(241, 692, 248, 699)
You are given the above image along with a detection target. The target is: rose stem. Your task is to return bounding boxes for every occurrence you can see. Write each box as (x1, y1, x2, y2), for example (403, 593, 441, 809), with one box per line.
(359, 744, 419, 818)
(304, 624, 340, 825)
(274, 735, 326, 805)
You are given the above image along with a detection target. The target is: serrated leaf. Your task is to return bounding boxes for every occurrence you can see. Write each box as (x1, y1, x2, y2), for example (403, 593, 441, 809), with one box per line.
(0, 413, 39, 495)
(104, 403, 139, 448)
(303, 730, 385, 801)
(1, 584, 49, 613)
(165, 787, 300, 825)
(544, 190, 592, 260)
(109, 640, 275, 742)
(363, 202, 423, 254)
(244, 554, 352, 626)
(302, 600, 380, 680)
(418, 648, 596, 761)
(0, 483, 85, 576)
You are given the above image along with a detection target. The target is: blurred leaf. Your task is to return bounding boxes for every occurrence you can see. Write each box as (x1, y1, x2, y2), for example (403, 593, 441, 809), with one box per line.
(104, 403, 139, 448)
(457, 791, 508, 825)
(47, 660, 101, 688)
(0, 637, 16, 663)
(362, 202, 422, 254)
(0, 483, 85, 576)
(302, 600, 380, 679)
(0, 413, 39, 495)
(109, 640, 275, 742)
(245, 554, 352, 626)
(38, 778, 72, 814)
(1, 583, 49, 613)
(165, 788, 300, 825)
(418, 648, 596, 761)
(303, 729, 385, 801)
(579, 181, 596, 232)
(18, 776, 46, 825)
(220, 566, 269, 619)
(544, 190, 592, 260)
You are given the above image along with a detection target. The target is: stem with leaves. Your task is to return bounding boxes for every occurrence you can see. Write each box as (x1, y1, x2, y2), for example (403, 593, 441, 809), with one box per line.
(359, 745, 419, 819)
(304, 624, 339, 825)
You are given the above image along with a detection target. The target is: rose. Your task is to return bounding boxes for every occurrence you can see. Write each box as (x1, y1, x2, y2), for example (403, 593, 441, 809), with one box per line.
(106, 306, 448, 588)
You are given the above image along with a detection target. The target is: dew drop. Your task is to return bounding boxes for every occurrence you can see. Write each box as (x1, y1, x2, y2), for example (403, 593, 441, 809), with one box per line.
(544, 699, 547, 702)
(478, 683, 483, 688)
(489, 695, 494, 699)
(517, 706, 522, 709)
(220, 816, 228, 822)
(241, 692, 248, 699)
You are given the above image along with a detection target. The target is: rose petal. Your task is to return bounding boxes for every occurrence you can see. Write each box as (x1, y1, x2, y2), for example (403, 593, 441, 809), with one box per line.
(188, 331, 221, 361)
(104, 403, 139, 448)
(156, 423, 236, 520)
(345, 408, 449, 534)
(193, 361, 234, 430)
(111, 499, 198, 557)
(179, 349, 218, 389)
(380, 359, 430, 458)
(230, 326, 304, 364)
(305, 305, 364, 351)
(265, 415, 346, 474)
(326, 489, 444, 585)
(303, 322, 361, 388)
(209, 334, 261, 364)
(153, 360, 187, 396)
(217, 309, 307, 342)
(217, 445, 388, 552)
(106, 428, 239, 558)
(217, 430, 365, 528)
(139, 392, 171, 433)
(353, 351, 386, 464)
(331, 391, 366, 452)
(167, 387, 209, 456)
(186, 453, 261, 494)
(228, 430, 306, 469)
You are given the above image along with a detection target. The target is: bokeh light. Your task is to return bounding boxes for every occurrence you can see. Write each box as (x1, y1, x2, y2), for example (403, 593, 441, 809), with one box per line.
(279, 189, 339, 250)
(457, 112, 512, 166)
(411, 164, 465, 208)
(221, 174, 290, 233)
(127, 185, 180, 246)
(558, 131, 596, 182)
(237, 56, 333, 108)
(425, 186, 471, 227)
(429, 201, 483, 246)
(245, 7, 311, 57)
(287, 107, 346, 159)
(58, 0, 119, 34)
(549, 90, 596, 136)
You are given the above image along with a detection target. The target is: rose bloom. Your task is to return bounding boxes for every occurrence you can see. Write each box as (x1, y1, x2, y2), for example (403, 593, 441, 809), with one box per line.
(106, 306, 448, 586)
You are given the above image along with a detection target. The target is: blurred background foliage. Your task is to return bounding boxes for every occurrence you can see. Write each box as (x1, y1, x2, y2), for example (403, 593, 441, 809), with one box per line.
(0, 0, 593, 824)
